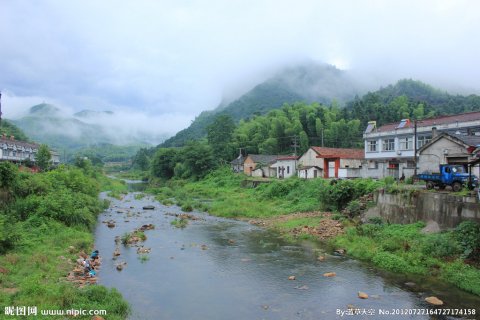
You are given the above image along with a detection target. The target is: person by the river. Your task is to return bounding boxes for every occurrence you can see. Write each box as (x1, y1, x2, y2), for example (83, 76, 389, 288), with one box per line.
(91, 249, 99, 261)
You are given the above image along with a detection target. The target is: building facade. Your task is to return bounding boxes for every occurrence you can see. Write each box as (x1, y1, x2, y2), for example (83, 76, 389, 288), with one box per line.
(271, 156, 298, 179)
(363, 112, 480, 179)
(298, 147, 364, 179)
(418, 132, 480, 177)
(0, 135, 60, 166)
(0, 135, 39, 163)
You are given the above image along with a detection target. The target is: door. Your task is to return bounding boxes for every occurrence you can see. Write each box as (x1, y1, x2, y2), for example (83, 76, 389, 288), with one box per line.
(328, 162, 335, 178)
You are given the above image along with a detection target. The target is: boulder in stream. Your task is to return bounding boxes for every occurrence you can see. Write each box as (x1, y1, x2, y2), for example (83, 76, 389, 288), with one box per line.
(143, 205, 155, 210)
(425, 296, 443, 306)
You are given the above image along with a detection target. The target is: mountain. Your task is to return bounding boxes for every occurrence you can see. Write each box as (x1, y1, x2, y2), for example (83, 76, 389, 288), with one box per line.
(11, 104, 153, 153)
(345, 79, 480, 128)
(161, 62, 362, 147)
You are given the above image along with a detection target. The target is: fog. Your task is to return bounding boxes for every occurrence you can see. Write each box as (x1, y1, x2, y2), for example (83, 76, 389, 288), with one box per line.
(1, 0, 480, 139)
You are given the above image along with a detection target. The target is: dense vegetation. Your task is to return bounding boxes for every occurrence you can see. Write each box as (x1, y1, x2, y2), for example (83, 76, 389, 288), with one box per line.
(0, 120, 29, 141)
(161, 77, 480, 148)
(333, 219, 480, 295)
(149, 167, 381, 218)
(345, 79, 480, 127)
(0, 162, 129, 319)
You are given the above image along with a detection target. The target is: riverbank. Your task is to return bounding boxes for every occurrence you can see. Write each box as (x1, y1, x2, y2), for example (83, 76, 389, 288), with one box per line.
(146, 168, 480, 297)
(0, 164, 129, 319)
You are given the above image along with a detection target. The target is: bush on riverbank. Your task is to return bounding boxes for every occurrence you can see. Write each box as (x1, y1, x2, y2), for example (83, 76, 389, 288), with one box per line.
(0, 163, 129, 319)
(331, 220, 480, 296)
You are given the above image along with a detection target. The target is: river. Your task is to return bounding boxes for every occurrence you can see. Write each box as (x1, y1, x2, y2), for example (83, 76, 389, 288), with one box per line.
(94, 190, 480, 320)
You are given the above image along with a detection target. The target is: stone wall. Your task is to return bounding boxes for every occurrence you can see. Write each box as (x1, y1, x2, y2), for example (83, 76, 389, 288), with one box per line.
(364, 190, 480, 229)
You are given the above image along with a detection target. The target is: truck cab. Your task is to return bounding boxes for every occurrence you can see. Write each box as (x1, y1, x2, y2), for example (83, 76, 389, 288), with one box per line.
(417, 164, 478, 191)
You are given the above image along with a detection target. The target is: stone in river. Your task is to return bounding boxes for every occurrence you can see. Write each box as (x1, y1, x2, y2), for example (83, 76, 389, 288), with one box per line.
(143, 205, 155, 210)
(288, 276, 296, 280)
(358, 291, 369, 299)
(323, 272, 336, 277)
(425, 296, 443, 306)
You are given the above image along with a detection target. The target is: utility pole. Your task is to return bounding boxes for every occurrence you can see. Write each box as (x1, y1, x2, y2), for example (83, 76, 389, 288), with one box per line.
(321, 129, 324, 147)
(413, 119, 418, 177)
(292, 136, 299, 156)
(0, 91, 2, 127)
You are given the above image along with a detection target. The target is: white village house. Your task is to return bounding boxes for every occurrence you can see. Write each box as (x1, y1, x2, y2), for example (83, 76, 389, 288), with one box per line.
(363, 111, 480, 179)
(270, 156, 298, 179)
(297, 147, 364, 179)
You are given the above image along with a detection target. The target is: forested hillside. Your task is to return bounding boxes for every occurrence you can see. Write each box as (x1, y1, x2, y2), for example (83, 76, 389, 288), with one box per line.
(0, 120, 29, 141)
(346, 79, 480, 127)
(161, 63, 361, 147)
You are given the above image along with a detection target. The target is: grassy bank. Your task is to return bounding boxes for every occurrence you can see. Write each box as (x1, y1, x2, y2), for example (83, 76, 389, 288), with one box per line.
(148, 167, 380, 218)
(331, 220, 480, 296)
(148, 167, 480, 296)
(0, 163, 129, 319)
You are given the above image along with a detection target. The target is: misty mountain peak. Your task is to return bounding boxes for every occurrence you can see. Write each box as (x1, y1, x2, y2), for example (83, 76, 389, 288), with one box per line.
(29, 103, 62, 116)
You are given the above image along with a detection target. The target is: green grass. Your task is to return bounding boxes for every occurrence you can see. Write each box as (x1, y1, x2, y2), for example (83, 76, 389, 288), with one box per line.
(134, 193, 146, 200)
(0, 165, 130, 319)
(0, 221, 129, 319)
(273, 216, 323, 231)
(330, 222, 480, 296)
(171, 218, 188, 228)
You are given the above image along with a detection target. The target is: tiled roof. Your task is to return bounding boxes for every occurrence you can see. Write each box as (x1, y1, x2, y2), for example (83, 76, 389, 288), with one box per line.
(276, 156, 299, 161)
(0, 138, 39, 149)
(247, 154, 285, 164)
(311, 147, 364, 159)
(376, 111, 480, 132)
(230, 155, 245, 165)
(452, 134, 480, 147)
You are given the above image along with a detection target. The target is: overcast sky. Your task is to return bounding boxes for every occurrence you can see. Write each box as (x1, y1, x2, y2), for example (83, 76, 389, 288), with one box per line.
(1, 0, 479, 137)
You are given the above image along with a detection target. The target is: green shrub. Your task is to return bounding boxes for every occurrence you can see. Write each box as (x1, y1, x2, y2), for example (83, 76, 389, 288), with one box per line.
(421, 233, 462, 258)
(345, 200, 362, 218)
(372, 251, 425, 274)
(357, 223, 383, 238)
(454, 221, 480, 259)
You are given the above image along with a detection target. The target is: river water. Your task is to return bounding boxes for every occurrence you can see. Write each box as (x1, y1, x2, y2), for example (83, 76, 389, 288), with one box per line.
(95, 191, 480, 320)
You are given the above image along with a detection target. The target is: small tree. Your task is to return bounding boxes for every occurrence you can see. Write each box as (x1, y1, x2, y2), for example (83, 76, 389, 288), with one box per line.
(36, 144, 52, 171)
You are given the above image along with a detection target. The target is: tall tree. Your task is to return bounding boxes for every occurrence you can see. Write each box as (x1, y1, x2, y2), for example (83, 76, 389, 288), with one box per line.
(36, 144, 51, 171)
(207, 114, 235, 163)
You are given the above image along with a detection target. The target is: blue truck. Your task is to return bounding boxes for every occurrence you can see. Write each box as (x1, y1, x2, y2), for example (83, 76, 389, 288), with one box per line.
(416, 164, 478, 192)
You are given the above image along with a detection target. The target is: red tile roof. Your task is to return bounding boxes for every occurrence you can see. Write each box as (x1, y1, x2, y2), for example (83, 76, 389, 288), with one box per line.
(376, 111, 480, 132)
(311, 147, 364, 159)
(276, 156, 299, 161)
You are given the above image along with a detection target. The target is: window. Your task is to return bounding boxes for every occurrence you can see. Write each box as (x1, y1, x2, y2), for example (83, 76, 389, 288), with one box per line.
(383, 138, 395, 151)
(368, 161, 378, 169)
(417, 135, 432, 148)
(399, 137, 413, 150)
(287, 166, 290, 174)
(406, 160, 415, 168)
(367, 140, 377, 152)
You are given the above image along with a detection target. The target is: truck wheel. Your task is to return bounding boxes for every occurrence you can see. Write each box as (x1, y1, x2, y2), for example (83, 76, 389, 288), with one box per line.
(452, 182, 462, 192)
(426, 181, 435, 190)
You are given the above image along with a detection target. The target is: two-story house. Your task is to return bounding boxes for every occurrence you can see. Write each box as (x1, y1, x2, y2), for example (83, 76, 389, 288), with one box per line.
(363, 111, 480, 179)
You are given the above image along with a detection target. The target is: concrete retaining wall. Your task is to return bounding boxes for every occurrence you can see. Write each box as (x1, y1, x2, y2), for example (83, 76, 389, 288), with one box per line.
(364, 190, 480, 229)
